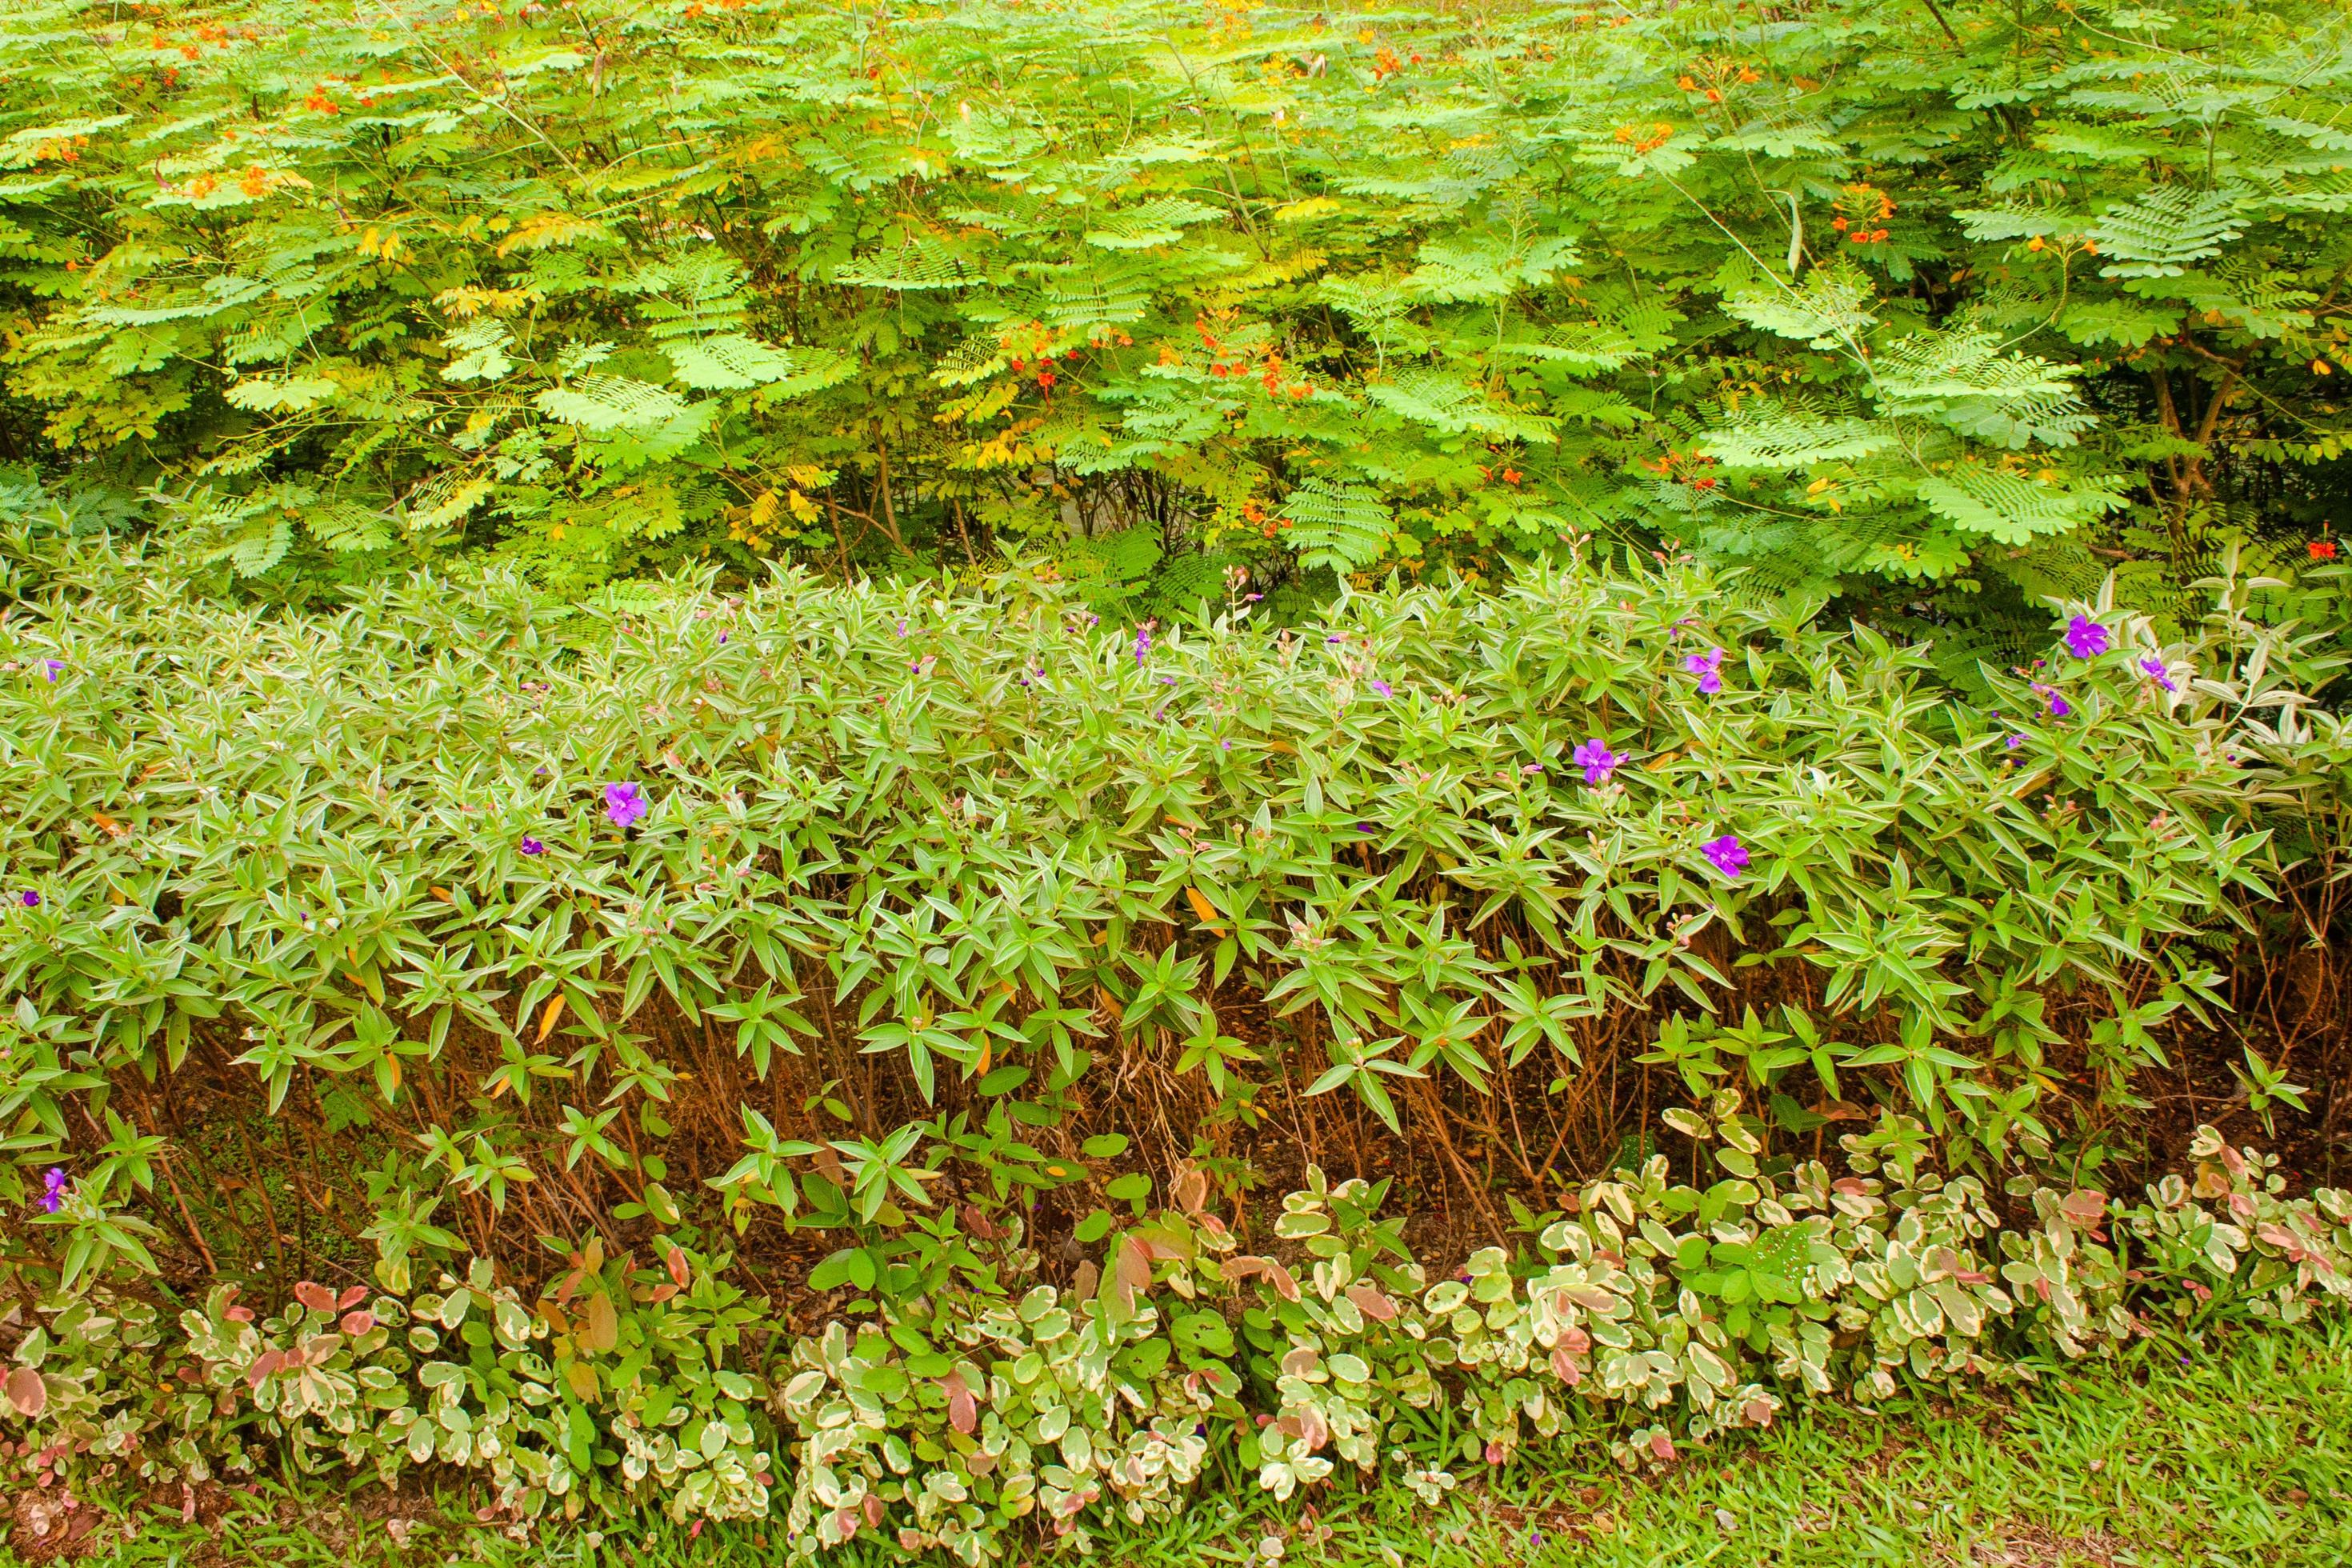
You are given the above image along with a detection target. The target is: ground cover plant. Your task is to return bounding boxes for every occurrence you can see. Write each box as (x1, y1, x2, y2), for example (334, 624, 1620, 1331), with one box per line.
(10, 1314, 2352, 1566)
(2, 530, 2350, 1553)
(0, 0, 2346, 651)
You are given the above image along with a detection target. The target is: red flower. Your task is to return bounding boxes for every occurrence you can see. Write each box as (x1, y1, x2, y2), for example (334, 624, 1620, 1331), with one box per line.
(2313, 539, 2340, 561)
(1036, 370, 1055, 390)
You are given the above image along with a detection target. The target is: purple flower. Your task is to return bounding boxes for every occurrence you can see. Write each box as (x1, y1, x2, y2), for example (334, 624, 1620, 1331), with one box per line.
(17, 890, 38, 908)
(39, 1168, 67, 1214)
(1158, 674, 1178, 686)
(1572, 738, 1620, 786)
(41, 660, 63, 682)
(895, 619, 908, 638)
(518, 838, 546, 856)
(2064, 615, 2110, 659)
(2006, 734, 2026, 750)
(1368, 678, 1393, 698)
(2031, 682, 2073, 718)
(1134, 622, 1154, 664)
(717, 631, 727, 645)
(1701, 834, 1750, 879)
(1684, 646, 1725, 695)
(1355, 821, 1378, 835)
(2140, 657, 2176, 694)
(604, 782, 648, 828)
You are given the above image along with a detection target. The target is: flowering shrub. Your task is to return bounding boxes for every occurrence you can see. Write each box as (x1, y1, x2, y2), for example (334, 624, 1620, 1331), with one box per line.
(4, 1110, 2348, 1558)
(0, 540, 2346, 1318)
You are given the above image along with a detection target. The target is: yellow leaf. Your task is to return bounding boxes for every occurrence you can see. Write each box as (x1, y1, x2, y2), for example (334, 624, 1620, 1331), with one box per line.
(430, 886, 454, 903)
(1185, 886, 1222, 925)
(537, 994, 566, 1043)
(582, 1290, 618, 1354)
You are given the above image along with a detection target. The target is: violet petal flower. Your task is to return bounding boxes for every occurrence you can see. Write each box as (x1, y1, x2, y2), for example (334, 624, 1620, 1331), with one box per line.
(18, 890, 38, 908)
(1571, 738, 1620, 786)
(1701, 834, 1750, 879)
(519, 837, 546, 856)
(2064, 615, 2111, 659)
(42, 660, 63, 682)
(1684, 646, 1726, 694)
(1369, 678, 1393, 698)
(39, 1167, 67, 1214)
(604, 782, 648, 828)
(2047, 691, 2072, 718)
(2140, 657, 2176, 694)
(2006, 734, 2026, 750)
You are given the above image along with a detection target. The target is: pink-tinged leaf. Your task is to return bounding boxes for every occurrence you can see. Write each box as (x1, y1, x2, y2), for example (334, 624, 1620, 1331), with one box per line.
(1483, 1440, 1504, 1466)
(832, 1509, 859, 1540)
(1345, 1283, 1397, 1321)
(339, 1310, 376, 1336)
(1562, 1325, 1592, 1354)
(665, 1246, 690, 1291)
(862, 1494, 885, 1528)
(224, 1306, 254, 1323)
(944, 1371, 977, 1435)
(292, 1281, 337, 1314)
(2060, 1190, 2108, 1225)
(1116, 1236, 1152, 1293)
(1649, 1431, 1676, 1462)
(1281, 1346, 1322, 1378)
(5, 1367, 45, 1418)
(1172, 1168, 1208, 1215)
(1298, 1408, 1329, 1453)
(337, 1286, 369, 1311)
(245, 1350, 285, 1388)
(1550, 1345, 1585, 1385)
(1744, 1398, 1775, 1426)
(1220, 1254, 1302, 1302)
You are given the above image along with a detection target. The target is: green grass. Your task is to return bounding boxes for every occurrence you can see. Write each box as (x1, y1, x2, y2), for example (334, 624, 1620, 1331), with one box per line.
(14, 1319, 2350, 1568)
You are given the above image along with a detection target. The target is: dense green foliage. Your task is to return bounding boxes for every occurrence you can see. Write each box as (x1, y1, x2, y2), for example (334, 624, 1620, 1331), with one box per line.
(4, 1115, 2348, 1555)
(2, 538, 2345, 1303)
(2, 0, 2347, 639)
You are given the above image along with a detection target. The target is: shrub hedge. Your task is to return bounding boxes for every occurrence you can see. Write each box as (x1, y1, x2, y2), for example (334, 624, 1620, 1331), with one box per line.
(0, 538, 2345, 1307)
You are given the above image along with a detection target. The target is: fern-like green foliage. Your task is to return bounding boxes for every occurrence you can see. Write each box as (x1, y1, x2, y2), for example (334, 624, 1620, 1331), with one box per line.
(0, 0, 2342, 633)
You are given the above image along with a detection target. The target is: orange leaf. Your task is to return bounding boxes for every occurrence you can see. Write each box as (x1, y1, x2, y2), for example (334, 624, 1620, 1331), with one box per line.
(430, 886, 454, 903)
(536, 994, 566, 1043)
(1184, 886, 1221, 926)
